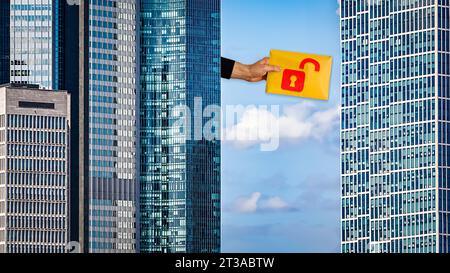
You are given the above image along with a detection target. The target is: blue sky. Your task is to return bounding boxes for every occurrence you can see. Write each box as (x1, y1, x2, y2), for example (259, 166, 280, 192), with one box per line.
(221, 0, 341, 253)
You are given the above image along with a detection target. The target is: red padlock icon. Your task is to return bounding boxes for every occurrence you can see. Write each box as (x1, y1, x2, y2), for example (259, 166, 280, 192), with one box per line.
(281, 58, 321, 92)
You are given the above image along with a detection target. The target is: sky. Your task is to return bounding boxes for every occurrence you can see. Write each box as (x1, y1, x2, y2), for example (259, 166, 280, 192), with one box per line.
(221, 0, 341, 253)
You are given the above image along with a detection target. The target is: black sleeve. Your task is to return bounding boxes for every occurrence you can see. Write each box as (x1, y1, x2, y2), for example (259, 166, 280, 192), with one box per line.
(221, 57, 235, 79)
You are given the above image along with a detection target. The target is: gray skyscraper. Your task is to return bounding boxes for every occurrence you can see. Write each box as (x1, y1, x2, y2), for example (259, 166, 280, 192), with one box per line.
(140, 0, 221, 253)
(0, 84, 70, 253)
(341, 0, 450, 253)
(78, 0, 138, 253)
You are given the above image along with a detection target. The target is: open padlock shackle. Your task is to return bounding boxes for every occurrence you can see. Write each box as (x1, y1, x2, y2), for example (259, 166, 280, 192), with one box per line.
(299, 58, 321, 72)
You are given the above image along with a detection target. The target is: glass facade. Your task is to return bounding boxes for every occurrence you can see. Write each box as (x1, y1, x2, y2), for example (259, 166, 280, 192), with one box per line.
(0, 1, 9, 85)
(87, 0, 138, 253)
(140, 0, 221, 253)
(341, 0, 450, 253)
(9, 0, 63, 90)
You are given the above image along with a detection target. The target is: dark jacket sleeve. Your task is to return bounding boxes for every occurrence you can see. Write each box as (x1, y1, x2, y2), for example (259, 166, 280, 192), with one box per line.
(221, 57, 235, 79)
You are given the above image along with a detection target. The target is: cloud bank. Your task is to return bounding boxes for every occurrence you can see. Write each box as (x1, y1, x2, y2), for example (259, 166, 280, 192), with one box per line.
(230, 192, 298, 214)
(225, 102, 340, 150)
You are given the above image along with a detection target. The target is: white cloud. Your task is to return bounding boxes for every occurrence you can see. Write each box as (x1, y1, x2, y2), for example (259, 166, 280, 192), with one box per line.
(224, 106, 280, 150)
(231, 192, 297, 214)
(233, 192, 261, 213)
(225, 102, 340, 150)
(260, 196, 291, 211)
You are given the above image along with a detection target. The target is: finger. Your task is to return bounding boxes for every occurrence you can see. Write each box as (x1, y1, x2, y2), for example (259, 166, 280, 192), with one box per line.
(264, 65, 281, 72)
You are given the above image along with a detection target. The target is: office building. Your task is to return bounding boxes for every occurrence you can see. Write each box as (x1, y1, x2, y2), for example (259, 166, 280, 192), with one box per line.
(0, 84, 70, 253)
(140, 0, 221, 253)
(6, 0, 83, 252)
(8, 3, 79, 245)
(9, 0, 65, 90)
(341, 0, 450, 252)
(0, 1, 9, 85)
(79, 0, 138, 253)
(6, 0, 138, 253)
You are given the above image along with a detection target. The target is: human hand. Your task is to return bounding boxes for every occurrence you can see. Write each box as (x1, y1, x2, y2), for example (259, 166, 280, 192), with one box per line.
(231, 57, 281, 83)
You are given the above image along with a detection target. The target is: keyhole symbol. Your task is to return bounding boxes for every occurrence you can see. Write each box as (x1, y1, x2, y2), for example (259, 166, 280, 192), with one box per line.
(289, 75, 298, 88)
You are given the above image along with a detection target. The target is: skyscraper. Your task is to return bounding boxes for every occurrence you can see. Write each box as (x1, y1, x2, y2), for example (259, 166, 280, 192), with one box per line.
(341, 0, 450, 253)
(140, 0, 221, 253)
(6, 0, 138, 253)
(0, 1, 9, 85)
(79, 0, 138, 253)
(6, 0, 82, 251)
(0, 84, 71, 253)
(9, 0, 64, 90)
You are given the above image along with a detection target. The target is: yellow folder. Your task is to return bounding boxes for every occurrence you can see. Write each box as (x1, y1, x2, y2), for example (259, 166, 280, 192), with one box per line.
(266, 49, 332, 101)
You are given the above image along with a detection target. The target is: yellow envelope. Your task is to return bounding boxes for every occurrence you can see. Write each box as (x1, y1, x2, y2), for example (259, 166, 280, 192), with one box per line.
(266, 49, 332, 100)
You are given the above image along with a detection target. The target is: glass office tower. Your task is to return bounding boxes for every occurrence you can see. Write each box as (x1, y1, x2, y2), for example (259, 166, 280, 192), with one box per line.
(82, 0, 138, 253)
(9, 0, 63, 90)
(0, 1, 9, 85)
(140, 0, 221, 253)
(341, 0, 450, 253)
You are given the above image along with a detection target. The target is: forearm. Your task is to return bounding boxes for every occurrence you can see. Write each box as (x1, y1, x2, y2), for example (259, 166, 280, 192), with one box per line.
(221, 57, 251, 81)
(230, 62, 251, 81)
(221, 56, 280, 83)
(221, 57, 235, 79)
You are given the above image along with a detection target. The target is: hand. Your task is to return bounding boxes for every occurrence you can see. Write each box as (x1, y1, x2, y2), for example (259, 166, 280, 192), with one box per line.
(231, 57, 281, 83)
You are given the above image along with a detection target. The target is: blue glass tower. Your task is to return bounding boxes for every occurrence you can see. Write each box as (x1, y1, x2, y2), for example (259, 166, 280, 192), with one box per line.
(140, 0, 221, 253)
(341, 0, 450, 253)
